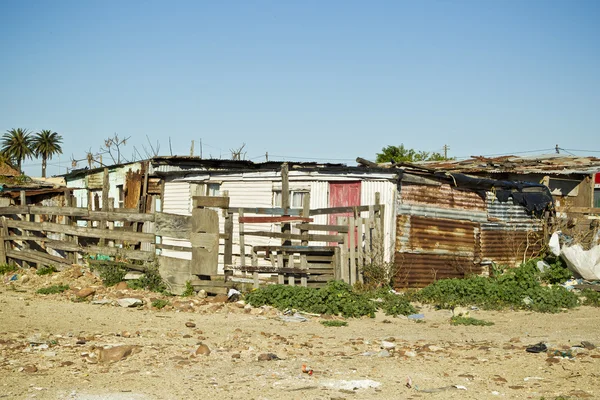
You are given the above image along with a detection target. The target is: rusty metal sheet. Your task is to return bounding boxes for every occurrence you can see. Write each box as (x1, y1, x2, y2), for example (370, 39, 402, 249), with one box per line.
(147, 178, 162, 194)
(480, 229, 543, 267)
(400, 183, 485, 211)
(393, 252, 482, 288)
(396, 215, 476, 255)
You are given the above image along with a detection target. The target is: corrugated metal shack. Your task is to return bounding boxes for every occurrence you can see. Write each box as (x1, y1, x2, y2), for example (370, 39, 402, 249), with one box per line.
(390, 168, 552, 288)
(150, 157, 399, 274)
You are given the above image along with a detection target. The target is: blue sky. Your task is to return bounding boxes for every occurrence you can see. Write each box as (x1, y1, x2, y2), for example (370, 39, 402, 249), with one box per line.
(1, 0, 599, 176)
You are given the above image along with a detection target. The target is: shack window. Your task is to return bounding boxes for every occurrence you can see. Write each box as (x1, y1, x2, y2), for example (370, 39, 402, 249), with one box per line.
(117, 185, 124, 208)
(207, 183, 221, 197)
(273, 190, 308, 208)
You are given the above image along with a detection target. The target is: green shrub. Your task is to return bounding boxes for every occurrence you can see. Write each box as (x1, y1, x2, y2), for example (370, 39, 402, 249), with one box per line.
(181, 280, 195, 297)
(321, 320, 348, 327)
(94, 263, 126, 287)
(36, 265, 57, 276)
(538, 257, 572, 284)
(450, 315, 494, 326)
(126, 263, 168, 293)
(416, 260, 579, 313)
(152, 299, 169, 309)
(0, 264, 17, 275)
(581, 289, 600, 307)
(246, 280, 378, 318)
(37, 284, 70, 295)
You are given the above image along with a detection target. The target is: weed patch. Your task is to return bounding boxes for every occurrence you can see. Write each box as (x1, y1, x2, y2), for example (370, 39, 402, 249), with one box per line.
(581, 289, 600, 307)
(37, 285, 69, 295)
(245, 281, 415, 318)
(36, 265, 57, 276)
(181, 280, 194, 297)
(0, 264, 17, 275)
(416, 259, 579, 313)
(320, 320, 348, 327)
(450, 315, 494, 326)
(152, 299, 169, 309)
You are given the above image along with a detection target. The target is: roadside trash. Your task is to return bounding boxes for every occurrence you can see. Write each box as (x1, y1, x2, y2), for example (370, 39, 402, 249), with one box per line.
(9, 274, 18, 281)
(553, 350, 573, 359)
(561, 278, 583, 291)
(524, 377, 544, 381)
(581, 341, 596, 350)
(522, 296, 533, 306)
(550, 231, 600, 280)
(406, 376, 412, 389)
(227, 288, 241, 301)
(319, 379, 380, 391)
(91, 299, 113, 305)
(408, 313, 424, 320)
(377, 349, 391, 357)
(526, 342, 547, 353)
(301, 364, 313, 375)
(117, 298, 144, 308)
(279, 313, 308, 323)
(537, 260, 550, 273)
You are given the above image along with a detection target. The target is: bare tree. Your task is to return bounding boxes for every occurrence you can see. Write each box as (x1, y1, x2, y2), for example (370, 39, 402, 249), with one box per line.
(99, 133, 131, 164)
(230, 143, 247, 160)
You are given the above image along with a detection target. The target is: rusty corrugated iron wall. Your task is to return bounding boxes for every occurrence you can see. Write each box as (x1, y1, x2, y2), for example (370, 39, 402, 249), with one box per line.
(394, 182, 544, 288)
(394, 182, 485, 288)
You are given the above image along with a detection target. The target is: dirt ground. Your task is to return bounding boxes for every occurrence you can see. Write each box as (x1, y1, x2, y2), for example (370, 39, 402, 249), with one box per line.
(1, 267, 599, 400)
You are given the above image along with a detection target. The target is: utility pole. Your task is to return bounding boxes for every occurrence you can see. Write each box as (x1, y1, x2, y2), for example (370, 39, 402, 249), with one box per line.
(443, 144, 450, 160)
(190, 140, 195, 156)
(555, 144, 560, 154)
(199, 139, 203, 159)
(265, 152, 269, 162)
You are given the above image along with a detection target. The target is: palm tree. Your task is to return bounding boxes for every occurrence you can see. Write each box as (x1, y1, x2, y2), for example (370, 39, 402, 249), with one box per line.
(1, 128, 33, 174)
(32, 130, 63, 178)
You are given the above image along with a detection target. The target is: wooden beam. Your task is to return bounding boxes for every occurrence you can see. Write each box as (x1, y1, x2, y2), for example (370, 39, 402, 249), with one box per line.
(295, 223, 349, 233)
(243, 231, 343, 242)
(229, 207, 302, 216)
(87, 259, 146, 272)
(192, 196, 230, 209)
(85, 245, 155, 262)
(154, 212, 191, 239)
(4, 219, 154, 243)
(6, 249, 71, 268)
(238, 216, 312, 223)
(253, 245, 337, 254)
(309, 205, 383, 216)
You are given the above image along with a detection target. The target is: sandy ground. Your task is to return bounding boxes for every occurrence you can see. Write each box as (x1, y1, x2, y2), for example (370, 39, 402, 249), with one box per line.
(1, 268, 600, 400)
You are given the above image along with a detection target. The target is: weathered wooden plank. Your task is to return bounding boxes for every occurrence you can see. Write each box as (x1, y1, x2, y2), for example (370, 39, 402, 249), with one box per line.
(5, 219, 154, 243)
(295, 223, 349, 233)
(239, 216, 312, 223)
(349, 216, 356, 285)
(231, 207, 302, 216)
(87, 259, 147, 272)
(6, 249, 71, 267)
(0, 206, 32, 215)
(253, 245, 337, 253)
(155, 243, 192, 252)
(239, 209, 246, 268)
(85, 245, 155, 262)
(192, 196, 230, 209)
(309, 205, 383, 216)
(224, 211, 233, 269)
(154, 212, 191, 239)
(77, 210, 155, 222)
(6, 235, 82, 252)
(566, 207, 600, 214)
(244, 231, 344, 242)
(191, 205, 219, 276)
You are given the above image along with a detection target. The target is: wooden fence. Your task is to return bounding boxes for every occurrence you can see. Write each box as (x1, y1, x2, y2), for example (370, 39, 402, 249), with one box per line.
(0, 189, 386, 293)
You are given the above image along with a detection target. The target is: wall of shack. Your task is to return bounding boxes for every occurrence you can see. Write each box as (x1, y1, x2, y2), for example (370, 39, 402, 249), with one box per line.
(394, 181, 544, 289)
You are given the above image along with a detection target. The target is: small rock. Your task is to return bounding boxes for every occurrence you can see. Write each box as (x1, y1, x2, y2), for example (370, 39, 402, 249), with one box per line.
(258, 353, 280, 361)
(212, 294, 228, 303)
(72, 268, 83, 279)
(115, 282, 128, 291)
(21, 275, 30, 284)
(195, 344, 211, 356)
(86, 345, 141, 363)
(197, 290, 207, 299)
(76, 287, 96, 299)
(22, 365, 38, 373)
(231, 353, 241, 359)
(380, 341, 396, 349)
(185, 322, 196, 328)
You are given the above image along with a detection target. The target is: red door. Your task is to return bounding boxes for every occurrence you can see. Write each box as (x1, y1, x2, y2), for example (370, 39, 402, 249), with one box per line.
(329, 182, 361, 245)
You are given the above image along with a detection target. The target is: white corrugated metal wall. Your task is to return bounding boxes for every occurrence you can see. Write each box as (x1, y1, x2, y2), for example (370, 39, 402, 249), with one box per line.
(361, 180, 397, 262)
(161, 180, 192, 260)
